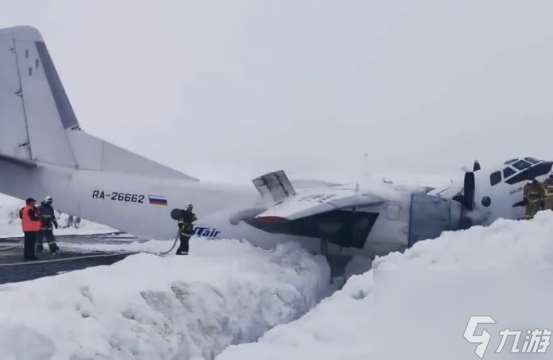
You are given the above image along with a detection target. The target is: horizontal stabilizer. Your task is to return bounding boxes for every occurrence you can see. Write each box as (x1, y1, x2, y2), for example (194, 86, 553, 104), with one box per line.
(0, 153, 36, 168)
(67, 130, 197, 181)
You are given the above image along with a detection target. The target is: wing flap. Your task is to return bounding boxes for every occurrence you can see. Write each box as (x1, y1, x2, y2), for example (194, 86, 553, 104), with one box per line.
(253, 170, 296, 203)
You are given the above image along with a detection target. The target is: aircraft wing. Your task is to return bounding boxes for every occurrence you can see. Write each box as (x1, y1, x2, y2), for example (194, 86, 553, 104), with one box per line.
(254, 185, 385, 222)
(249, 171, 390, 251)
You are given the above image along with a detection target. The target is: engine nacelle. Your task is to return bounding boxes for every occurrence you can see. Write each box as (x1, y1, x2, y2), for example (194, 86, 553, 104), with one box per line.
(408, 193, 463, 246)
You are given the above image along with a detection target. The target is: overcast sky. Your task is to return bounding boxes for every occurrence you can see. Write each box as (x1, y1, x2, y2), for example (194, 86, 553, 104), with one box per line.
(2, 0, 553, 183)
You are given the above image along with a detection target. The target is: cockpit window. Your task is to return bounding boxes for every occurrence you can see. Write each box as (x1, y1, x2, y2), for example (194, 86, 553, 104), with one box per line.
(490, 171, 502, 186)
(505, 159, 518, 165)
(503, 167, 516, 178)
(512, 160, 531, 170)
(524, 157, 540, 164)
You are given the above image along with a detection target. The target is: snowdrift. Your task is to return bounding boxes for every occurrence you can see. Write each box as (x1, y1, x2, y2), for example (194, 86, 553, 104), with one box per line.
(0, 240, 330, 360)
(219, 212, 553, 360)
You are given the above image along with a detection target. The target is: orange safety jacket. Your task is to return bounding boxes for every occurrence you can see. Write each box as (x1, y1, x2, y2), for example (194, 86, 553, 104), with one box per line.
(19, 205, 42, 232)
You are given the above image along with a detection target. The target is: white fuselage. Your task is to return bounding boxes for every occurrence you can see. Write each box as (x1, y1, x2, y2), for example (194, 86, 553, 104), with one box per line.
(470, 159, 553, 224)
(0, 159, 327, 252)
(2, 27, 551, 260)
(2, 156, 551, 259)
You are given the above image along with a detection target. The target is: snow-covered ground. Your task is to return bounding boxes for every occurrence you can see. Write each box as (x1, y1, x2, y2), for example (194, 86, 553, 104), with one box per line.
(3, 187, 552, 360)
(0, 239, 330, 360)
(219, 212, 553, 360)
(0, 194, 116, 237)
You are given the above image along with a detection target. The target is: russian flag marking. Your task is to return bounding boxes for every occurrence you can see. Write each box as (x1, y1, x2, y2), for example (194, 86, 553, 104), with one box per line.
(148, 195, 167, 206)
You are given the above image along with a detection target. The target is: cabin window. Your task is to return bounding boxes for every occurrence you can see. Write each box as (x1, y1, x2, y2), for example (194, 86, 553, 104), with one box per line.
(503, 167, 516, 178)
(490, 171, 502, 186)
(481, 196, 492, 207)
(513, 160, 531, 170)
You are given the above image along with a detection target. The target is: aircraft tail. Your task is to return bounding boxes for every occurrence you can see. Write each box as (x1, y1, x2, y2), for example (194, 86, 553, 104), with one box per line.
(0, 26, 196, 181)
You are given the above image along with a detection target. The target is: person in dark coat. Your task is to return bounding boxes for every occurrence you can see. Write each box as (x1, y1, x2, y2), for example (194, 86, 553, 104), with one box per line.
(38, 196, 60, 254)
(176, 204, 197, 255)
(524, 178, 546, 219)
(19, 198, 41, 261)
(544, 174, 553, 211)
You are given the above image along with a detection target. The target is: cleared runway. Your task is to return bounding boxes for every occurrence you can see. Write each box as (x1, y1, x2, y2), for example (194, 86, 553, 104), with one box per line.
(0, 234, 139, 284)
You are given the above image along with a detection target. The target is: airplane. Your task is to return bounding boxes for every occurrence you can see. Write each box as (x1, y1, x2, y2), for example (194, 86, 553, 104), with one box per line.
(1, 26, 552, 261)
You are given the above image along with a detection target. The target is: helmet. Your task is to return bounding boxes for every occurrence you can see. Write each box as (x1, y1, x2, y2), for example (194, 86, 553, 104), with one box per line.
(44, 195, 53, 203)
(186, 204, 193, 210)
(26, 198, 36, 205)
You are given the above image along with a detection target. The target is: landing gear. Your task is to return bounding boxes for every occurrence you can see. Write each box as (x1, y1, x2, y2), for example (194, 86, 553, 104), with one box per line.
(317, 237, 372, 288)
(319, 237, 345, 285)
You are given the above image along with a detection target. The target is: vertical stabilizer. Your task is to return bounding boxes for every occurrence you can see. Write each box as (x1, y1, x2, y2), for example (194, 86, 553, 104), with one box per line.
(0, 26, 197, 181)
(0, 26, 77, 167)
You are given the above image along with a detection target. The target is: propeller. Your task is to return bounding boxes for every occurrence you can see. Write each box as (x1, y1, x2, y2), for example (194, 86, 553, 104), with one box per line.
(456, 160, 486, 229)
(457, 164, 478, 229)
(462, 160, 480, 210)
(463, 171, 475, 211)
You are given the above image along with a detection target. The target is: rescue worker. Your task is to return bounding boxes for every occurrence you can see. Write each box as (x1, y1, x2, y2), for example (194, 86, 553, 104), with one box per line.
(66, 215, 81, 229)
(176, 204, 197, 255)
(543, 174, 553, 211)
(523, 178, 546, 219)
(19, 198, 41, 261)
(65, 215, 74, 228)
(38, 196, 60, 254)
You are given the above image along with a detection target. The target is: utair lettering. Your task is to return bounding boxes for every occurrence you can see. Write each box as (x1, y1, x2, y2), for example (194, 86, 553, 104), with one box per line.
(193, 226, 220, 238)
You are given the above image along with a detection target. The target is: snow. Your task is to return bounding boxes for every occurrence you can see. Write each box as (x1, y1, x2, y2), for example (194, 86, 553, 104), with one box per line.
(58, 238, 173, 254)
(0, 194, 116, 238)
(0, 239, 330, 360)
(218, 212, 553, 360)
(3, 186, 553, 360)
